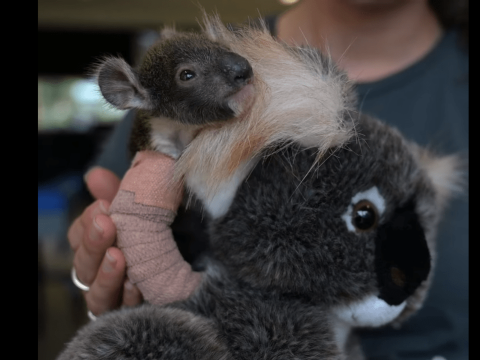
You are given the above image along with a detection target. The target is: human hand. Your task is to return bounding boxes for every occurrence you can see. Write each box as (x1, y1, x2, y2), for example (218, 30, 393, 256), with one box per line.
(68, 167, 143, 318)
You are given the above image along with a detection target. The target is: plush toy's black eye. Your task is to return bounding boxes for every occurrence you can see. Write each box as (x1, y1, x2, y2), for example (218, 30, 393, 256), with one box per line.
(179, 70, 196, 81)
(352, 200, 379, 231)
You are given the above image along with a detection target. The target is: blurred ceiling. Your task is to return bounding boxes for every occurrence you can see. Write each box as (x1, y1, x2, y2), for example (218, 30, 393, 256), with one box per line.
(38, 0, 291, 31)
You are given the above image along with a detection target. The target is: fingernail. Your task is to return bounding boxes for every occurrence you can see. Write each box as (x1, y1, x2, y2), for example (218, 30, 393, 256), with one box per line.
(124, 280, 134, 291)
(83, 167, 96, 184)
(103, 249, 116, 273)
(98, 201, 109, 214)
(89, 216, 103, 242)
(90, 216, 104, 242)
(91, 202, 108, 221)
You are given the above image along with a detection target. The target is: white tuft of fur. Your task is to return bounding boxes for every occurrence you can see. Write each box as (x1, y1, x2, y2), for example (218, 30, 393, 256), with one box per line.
(149, 117, 201, 160)
(186, 159, 257, 219)
(175, 14, 357, 202)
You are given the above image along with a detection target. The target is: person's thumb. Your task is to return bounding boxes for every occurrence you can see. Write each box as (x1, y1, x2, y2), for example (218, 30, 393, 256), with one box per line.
(84, 167, 121, 202)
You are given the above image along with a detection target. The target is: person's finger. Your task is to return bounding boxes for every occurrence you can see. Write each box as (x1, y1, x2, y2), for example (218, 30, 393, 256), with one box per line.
(73, 210, 116, 286)
(122, 279, 143, 308)
(85, 247, 127, 316)
(67, 216, 84, 252)
(68, 199, 109, 252)
(84, 167, 121, 203)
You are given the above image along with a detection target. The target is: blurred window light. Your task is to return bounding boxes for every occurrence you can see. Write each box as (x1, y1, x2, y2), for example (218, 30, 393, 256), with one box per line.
(70, 80, 99, 104)
(279, 0, 300, 5)
(38, 76, 127, 132)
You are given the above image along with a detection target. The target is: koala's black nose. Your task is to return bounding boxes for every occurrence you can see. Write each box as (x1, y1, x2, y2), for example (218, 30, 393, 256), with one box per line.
(221, 52, 253, 86)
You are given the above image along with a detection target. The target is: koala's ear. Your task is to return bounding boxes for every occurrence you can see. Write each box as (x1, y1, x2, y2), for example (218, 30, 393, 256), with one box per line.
(95, 57, 152, 110)
(410, 143, 467, 206)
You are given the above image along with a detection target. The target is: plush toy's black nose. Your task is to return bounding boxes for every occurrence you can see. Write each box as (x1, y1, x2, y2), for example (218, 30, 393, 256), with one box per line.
(221, 52, 253, 86)
(375, 200, 431, 306)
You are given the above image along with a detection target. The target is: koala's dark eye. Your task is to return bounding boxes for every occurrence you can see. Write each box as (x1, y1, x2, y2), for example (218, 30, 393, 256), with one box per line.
(352, 200, 379, 231)
(179, 70, 196, 81)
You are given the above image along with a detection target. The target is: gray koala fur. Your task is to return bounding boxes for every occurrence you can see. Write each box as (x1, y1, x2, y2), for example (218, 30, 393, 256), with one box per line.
(59, 15, 463, 359)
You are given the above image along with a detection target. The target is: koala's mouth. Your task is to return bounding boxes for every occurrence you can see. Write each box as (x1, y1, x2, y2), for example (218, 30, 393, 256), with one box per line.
(227, 79, 255, 119)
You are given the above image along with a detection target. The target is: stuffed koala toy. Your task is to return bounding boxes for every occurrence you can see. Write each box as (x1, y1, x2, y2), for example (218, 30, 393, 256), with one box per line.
(58, 15, 463, 359)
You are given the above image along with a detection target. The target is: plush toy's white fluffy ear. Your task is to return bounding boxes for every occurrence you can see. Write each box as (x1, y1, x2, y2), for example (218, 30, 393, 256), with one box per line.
(411, 144, 467, 207)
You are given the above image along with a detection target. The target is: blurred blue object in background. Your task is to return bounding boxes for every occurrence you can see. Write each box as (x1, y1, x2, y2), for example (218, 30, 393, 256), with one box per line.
(38, 172, 83, 246)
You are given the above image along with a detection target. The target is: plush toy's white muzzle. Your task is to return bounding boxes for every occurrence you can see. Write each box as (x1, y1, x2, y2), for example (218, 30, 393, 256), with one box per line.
(333, 294, 406, 327)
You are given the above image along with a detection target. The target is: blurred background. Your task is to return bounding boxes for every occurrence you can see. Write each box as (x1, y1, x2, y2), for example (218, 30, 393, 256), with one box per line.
(38, 1, 295, 358)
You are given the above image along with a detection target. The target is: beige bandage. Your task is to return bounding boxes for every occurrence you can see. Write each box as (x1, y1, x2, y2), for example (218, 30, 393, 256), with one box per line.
(109, 151, 202, 305)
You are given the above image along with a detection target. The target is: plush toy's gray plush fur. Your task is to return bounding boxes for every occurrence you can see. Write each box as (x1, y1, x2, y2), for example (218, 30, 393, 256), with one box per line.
(58, 114, 461, 359)
(211, 115, 434, 307)
(59, 15, 462, 360)
(57, 304, 231, 360)
(60, 262, 340, 360)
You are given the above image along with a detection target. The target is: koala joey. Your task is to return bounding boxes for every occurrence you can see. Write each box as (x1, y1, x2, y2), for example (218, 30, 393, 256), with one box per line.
(59, 15, 463, 360)
(94, 27, 255, 160)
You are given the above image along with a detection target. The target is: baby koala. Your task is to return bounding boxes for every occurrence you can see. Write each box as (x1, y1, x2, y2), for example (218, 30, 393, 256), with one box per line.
(95, 27, 255, 159)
